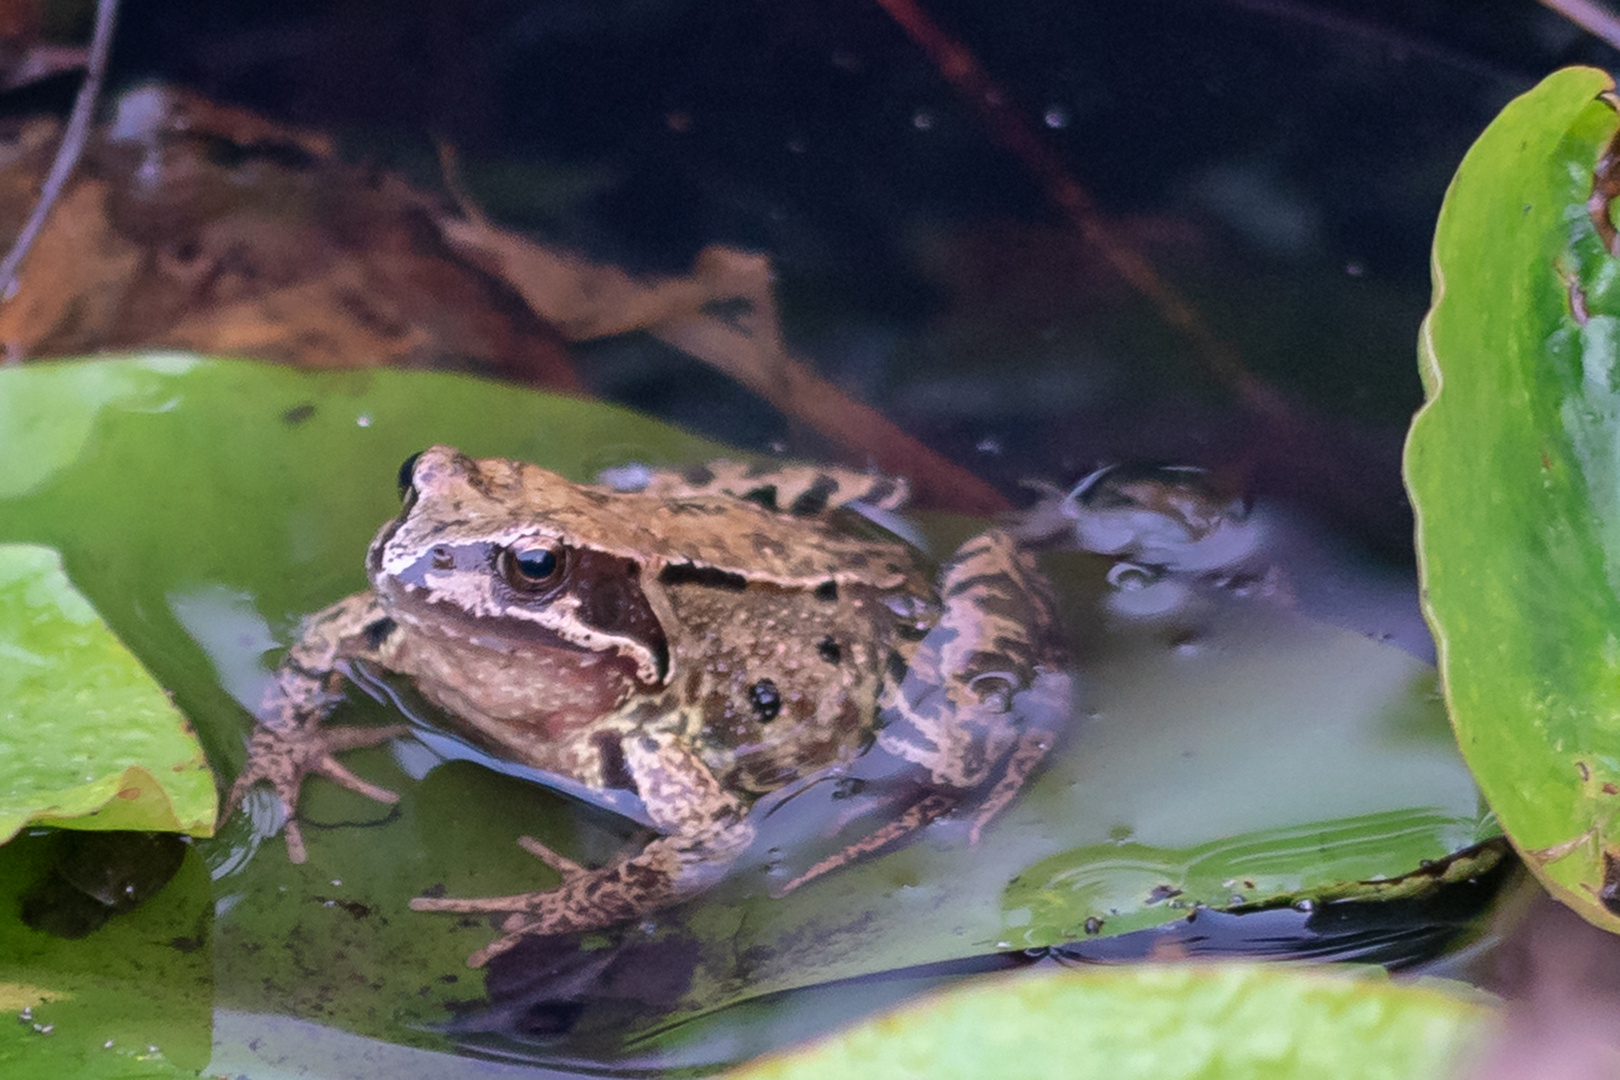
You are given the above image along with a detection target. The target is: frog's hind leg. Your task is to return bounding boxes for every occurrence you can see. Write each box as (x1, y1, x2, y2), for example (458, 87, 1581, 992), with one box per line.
(411, 731, 755, 967)
(771, 792, 956, 896)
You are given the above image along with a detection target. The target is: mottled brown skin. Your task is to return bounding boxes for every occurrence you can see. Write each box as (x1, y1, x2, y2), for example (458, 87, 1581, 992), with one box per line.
(226, 446, 1070, 967)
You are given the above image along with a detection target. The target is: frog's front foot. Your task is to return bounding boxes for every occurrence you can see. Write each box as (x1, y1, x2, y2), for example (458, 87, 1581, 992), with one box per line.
(225, 720, 408, 863)
(413, 823, 753, 967)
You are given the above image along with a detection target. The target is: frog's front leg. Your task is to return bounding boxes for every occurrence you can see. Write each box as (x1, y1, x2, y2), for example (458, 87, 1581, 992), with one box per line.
(411, 730, 754, 967)
(782, 529, 1070, 892)
(225, 592, 410, 862)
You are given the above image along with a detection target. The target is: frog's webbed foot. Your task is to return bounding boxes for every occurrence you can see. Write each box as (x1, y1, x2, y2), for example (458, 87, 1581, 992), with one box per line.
(225, 718, 408, 863)
(412, 732, 755, 967)
(412, 823, 753, 967)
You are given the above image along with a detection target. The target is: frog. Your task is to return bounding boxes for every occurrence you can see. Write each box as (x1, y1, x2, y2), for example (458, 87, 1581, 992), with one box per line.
(226, 445, 1071, 967)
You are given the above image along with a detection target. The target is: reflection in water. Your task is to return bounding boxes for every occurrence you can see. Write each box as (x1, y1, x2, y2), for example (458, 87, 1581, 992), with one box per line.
(167, 584, 278, 710)
(1025, 464, 1435, 662)
(427, 854, 1510, 1074)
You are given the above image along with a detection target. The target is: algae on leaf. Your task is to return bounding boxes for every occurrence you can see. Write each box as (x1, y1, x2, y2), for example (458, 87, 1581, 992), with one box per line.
(1407, 66, 1620, 931)
(0, 543, 216, 843)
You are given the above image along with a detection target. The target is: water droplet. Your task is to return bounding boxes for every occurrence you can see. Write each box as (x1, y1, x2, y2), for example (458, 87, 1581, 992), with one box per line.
(1106, 561, 1159, 591)
(912, 109, 935, 131)
(1292, 898, 1315, 913)
(1083, 916, 1104, 935)
(355, 413, 373, 428)
(1043, 106, 1069, 129)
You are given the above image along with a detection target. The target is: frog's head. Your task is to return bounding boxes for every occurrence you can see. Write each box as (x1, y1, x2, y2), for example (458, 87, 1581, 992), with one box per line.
(370, 446, 671, 687)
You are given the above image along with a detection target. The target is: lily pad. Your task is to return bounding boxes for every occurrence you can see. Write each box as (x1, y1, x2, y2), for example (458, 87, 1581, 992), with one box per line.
(0, 831, 213, 1078)
(726, 963, 1493, 1080)
(0, 356, 1494, 1061)
(0, 543, 215, 843)
(1405, 66, 1620, 930)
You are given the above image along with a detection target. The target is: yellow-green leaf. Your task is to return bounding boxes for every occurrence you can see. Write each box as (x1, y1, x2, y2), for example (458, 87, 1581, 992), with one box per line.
(0, 544, 216, 843)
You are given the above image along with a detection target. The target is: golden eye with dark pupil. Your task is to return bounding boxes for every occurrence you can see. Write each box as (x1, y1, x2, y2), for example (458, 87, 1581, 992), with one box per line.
(501, 544, 565, 592)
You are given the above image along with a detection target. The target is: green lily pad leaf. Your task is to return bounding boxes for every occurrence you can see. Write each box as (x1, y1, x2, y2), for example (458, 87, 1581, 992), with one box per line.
(0, 543, 215, 844)
(725, 963, 1493, 1080)
(0, 356, 1493, 1058)
(1405, 66, 1620, 930)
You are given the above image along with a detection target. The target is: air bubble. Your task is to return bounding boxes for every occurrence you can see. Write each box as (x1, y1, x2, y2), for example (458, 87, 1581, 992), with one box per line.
(1106, 561, 1159, 591)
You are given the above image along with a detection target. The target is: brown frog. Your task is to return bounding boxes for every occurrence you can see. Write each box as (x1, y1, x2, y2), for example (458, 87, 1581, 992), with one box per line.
(227, 446, 1070, 966)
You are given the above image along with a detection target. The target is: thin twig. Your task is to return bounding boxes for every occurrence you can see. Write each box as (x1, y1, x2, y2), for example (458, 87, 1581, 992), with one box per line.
(874, 0, 1292, 426)
(1541, 0, 1620, 53)
(0, 0, 120, 306)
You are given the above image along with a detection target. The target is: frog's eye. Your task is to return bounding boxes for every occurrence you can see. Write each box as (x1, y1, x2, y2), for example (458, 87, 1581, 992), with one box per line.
(500, 544, 566, 592)
(396, 450, 425, 501)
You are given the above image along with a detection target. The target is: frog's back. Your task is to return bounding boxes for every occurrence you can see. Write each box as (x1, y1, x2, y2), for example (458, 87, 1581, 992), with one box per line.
(660, 572, 929, 796)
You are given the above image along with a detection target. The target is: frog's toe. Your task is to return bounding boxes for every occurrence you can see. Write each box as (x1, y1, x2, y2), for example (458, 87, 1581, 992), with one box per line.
(311, 753, 400, 805)
(466, 931, 526, 968)
(280, 816, 309, 864)
(516, 835, 587, 877)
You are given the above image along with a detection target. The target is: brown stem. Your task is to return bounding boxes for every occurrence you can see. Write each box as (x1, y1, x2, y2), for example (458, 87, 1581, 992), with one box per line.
(0, 0, 120, 312)
(873, 0, 1290, 427)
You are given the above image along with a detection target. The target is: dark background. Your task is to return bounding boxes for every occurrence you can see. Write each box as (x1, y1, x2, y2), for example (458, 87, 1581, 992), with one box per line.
(54, 0, 1620, 554)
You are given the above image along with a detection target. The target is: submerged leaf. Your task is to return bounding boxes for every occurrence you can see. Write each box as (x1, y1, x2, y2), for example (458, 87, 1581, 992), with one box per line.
(0, 543, 215, 843)
(1406, 66, 1620, 931)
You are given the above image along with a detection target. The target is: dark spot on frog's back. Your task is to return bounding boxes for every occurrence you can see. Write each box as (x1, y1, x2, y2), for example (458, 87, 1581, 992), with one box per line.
(749, 679, 782, 722)
(659, 564, 747, 591)
(362, 617, 398, 650)
(592, 732, 635, 791)
(282, 402, 316, 425)
(788, 475, 839, 516)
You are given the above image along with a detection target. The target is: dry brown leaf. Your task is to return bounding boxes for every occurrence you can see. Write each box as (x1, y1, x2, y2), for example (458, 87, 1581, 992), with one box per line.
(0, 85, 579, 390)
(442, 209, 1009, 514)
